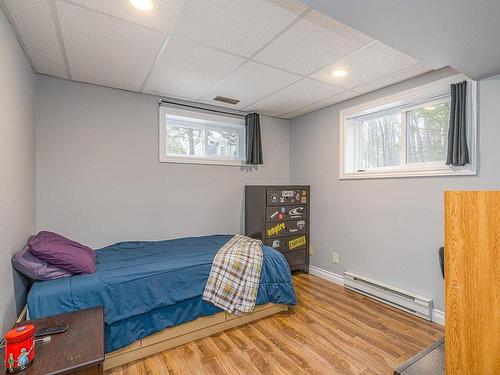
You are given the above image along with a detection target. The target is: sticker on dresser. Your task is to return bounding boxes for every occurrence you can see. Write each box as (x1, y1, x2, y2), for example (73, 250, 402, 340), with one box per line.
(266, 206, 306, 222)
(265, 235, 307, 252)
(266, 190, 308, 206)
(266, 220, 307, 238)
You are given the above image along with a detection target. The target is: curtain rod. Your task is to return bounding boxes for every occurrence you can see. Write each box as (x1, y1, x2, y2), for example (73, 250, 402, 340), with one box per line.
(158, 99, 247, 118)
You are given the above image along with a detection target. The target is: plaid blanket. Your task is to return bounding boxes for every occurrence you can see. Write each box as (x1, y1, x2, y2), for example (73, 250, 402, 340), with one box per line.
(202, 235, 263, 315)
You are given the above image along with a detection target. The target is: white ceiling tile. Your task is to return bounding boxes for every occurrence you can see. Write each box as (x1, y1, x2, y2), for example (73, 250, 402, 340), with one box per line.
(282, 89, 359, 118)
(201, 62, 301, 108)
(56, 0, 164, 91)
(144, 36, 245, 100)
(68, 0, 186, 33)
(311, 41, 419, 89)
(172, 0, 300, 57)
(248, 78, 344, 117)
(4, 0, 432, 118)
(265, 0, 309, 15)
(352, 64, 431, 93)
(253, 10, 373, 75)
(4, 0, 67, 78)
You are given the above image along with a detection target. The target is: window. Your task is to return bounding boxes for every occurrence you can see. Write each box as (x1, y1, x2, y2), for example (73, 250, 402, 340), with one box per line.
(159, 105, 245, 166)
(340, 75, 476, 179)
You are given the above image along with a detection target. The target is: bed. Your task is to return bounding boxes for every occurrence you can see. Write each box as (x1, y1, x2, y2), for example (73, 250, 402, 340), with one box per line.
(27, 235, 297, 368)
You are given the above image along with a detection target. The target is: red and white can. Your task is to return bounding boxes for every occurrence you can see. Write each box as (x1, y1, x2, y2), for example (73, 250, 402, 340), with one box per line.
(4, 324, 35, 373)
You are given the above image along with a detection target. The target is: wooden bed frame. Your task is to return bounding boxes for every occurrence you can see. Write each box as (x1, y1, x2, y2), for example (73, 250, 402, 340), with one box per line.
(18, 299, 288, 370)
(104, 303, 288, 370)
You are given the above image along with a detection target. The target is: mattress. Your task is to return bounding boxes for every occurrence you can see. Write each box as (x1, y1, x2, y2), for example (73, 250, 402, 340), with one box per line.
(27, 235, 297, 352)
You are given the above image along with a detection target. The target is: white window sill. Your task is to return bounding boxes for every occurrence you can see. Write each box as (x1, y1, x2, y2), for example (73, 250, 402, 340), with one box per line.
(340, 165, 476, 180)
(160, 156, 245, 167)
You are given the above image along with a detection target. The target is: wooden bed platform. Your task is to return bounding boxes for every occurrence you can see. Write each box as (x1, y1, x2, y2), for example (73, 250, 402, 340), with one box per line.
(104, 303, 288, 370)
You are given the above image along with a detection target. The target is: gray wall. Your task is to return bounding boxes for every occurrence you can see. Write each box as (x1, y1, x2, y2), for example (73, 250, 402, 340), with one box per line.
(0, 8, 36, 334)
(290, 68, 500, 311)
(35, 76, 290, 249)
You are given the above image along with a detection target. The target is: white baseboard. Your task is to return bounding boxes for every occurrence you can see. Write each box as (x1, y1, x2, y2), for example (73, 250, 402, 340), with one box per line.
(309, 265, 344, 285)
(308, 265, 445, 326)
(431, 308, 445, 325)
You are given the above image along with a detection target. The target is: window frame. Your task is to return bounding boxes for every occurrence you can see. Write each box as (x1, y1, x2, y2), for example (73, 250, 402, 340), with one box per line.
(159, 104, 246, 166)
(339, 74, 477, 180)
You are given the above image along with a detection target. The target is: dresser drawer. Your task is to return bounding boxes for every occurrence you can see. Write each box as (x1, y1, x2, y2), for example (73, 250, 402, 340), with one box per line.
(266, 189, 308, 206)
(265, 235, 307, 252)
(283, 250, 307, 269)
(265, 205, 307, 222)
(265, 220, 307, 239)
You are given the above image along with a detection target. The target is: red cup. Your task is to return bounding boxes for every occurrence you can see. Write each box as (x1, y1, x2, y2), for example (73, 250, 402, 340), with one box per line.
(4, 324, 35, 373)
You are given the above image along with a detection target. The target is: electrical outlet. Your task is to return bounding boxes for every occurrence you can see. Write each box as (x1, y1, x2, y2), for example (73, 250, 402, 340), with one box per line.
(309, 245, 314, 256)
(332, 252, 339, 264)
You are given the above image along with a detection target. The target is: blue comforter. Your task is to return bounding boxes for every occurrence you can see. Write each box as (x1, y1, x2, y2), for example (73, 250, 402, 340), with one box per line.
(27, 235, 297, 352)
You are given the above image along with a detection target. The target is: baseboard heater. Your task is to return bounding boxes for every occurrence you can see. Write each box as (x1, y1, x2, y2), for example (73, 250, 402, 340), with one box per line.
(343, 272, 433, 321)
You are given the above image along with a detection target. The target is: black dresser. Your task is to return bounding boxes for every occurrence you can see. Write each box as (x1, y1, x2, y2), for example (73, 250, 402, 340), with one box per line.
(245, 185, 310, 273)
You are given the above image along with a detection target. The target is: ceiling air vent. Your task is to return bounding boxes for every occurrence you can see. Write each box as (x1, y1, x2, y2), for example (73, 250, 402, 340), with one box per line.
(213, 96, 240, 105)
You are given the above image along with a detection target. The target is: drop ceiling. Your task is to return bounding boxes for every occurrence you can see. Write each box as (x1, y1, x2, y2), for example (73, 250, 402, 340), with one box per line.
(301, 0, 500, 81)
(2, 0, 433, 119)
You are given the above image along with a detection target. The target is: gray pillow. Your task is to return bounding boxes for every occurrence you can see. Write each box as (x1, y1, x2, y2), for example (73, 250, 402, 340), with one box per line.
(12, 245, 72, 281)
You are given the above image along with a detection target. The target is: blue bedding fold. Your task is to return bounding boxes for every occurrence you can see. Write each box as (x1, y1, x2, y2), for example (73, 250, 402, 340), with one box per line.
(27, 235, 297, 352)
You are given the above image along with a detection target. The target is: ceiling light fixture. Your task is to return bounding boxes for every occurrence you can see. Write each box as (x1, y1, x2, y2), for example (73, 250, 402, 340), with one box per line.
(331, 69, 348, 77)
(130, 0, 153, 11)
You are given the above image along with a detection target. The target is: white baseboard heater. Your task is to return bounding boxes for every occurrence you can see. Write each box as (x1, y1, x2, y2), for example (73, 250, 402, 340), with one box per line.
(343, 272, 433, 321)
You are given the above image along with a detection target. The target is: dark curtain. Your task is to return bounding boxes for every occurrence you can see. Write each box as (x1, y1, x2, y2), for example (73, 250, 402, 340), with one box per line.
(446, 81, 469, 166)
(245, 113, 263, 165)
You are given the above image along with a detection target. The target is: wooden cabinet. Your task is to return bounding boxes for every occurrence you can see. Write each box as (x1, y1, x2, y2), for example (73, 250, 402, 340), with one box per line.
(245, 185, 309, 273)
(444, 191, 500, 375)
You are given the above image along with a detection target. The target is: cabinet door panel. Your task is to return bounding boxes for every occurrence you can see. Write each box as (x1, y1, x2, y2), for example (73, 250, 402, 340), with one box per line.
(445, 191, 500, 375)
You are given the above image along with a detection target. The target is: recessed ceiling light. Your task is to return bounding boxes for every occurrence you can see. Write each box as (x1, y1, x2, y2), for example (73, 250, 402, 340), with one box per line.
(130, 0, 153, 11)
(331, 69, 348, 77)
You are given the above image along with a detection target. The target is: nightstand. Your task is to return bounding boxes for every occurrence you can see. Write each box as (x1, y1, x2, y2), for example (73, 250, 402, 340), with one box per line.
(2, 307, 104, 374)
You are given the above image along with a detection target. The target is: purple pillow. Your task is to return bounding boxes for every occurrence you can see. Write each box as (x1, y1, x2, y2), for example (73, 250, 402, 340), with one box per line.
(28, 231, 96, 274)
(12, 245, 72, 280)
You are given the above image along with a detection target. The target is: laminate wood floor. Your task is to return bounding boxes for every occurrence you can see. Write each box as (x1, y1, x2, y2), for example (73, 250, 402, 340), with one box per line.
(106, 274, 443, 375)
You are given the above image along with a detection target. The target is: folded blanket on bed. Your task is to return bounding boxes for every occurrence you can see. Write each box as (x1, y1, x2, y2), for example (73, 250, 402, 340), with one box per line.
(202, 235, 263, 315)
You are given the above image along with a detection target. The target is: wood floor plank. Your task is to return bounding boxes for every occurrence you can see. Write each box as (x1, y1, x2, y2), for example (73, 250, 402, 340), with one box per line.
(210, 333, 262, 375)
(230, 324, 307, 375)
(293, 280, 440, 353)
(293, 276, 441, 340)
(106, 274, 444, 375)
(269, 315, 366, 374)
(295, 275, 442, 337)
